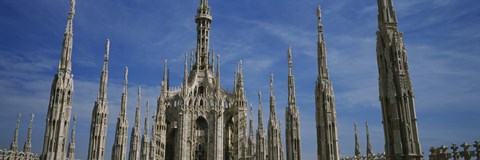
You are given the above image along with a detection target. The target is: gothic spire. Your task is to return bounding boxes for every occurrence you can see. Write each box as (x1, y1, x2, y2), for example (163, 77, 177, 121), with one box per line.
(249, 104, 254, 139)
(98, 39, 110, 101)
(269, 74, 276, 120)
(195, 0, 212, 70)
(190, 49, 194, 71)
(211, 48, 215, 73)
(354, 123, 361, 157)
(376, 0, 423, 158)
(237, 60, 244, 94)
(23, 113, 34, 153)
(377, 0, 398, 27)
(286, 46, 301, 160)
(248, 104, 255, 157)
(87, 39, 110, 160)
(10, 113, 20, 152)
(366, 122, 373, 158)
(183, 53, 188, 94)
(258, 91, 264, 129)
(68, 114, 76, 160)
(121, 67, 128, 117)
(112, 67, 129, 160)
(140, 100, 150, 160)
(216, 54, 221, 88)
(317, 5, 329, 80)
(41, 1, 76, 158)
(129, 86, 142, 160)
(162, 59, 168, 95)
(135, 86, 142, 130)
(287, 46, 296, 106)
(315, 4, 340, 160)
(143, 100, 149, 139)
(58, 0, 76, 73)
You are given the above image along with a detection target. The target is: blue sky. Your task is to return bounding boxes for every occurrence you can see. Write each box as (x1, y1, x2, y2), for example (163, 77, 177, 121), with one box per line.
(1, 0, 479, 159)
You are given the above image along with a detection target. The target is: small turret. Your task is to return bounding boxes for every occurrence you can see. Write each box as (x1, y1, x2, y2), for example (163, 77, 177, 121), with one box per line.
(68, 114, 76, 160)
(23, 113, 34, 153)
(354, 123, 361, 158)
(10, 113, 21, 152)
(366, 122, 373, 158)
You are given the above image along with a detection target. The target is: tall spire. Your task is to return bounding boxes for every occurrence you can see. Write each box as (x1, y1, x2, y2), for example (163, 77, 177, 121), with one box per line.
(237, 60, 245, 97)
(317, 5, 329, 80)
(129, 86, 141, 160)
(287, 46, 296, 106)
(212, 48, 215, 73)
(143, 100, 149, 139)
(249, 104, 254, 138)
(99, 39, 110, 101)
(376, 0, 422, 158)
(10, 113, 21, 152)
(183, 53, 188, 94)
(121, 67, 128, 116)
(195, 0, 212, 70)
(162, 59, 168, 94)
(268, 73, 283, 160)
(248, 104, 256, 158)
(140, 100, 150, 160)
(286, 47, 301, 160)
(354, 123, 361, 158)
(377, 0, 398, 27)
(216, 54, 221, 88)
(58, 0, 76, 73)
(87, 39, 110, 160)
(190, 48, 194, 72)
(112, 67, 129, 160)
(315, 5, 340, 160)
(269, 74, 276, 119)
(23, 113, 34, 153)
(256, 90, 267, 160)
(258, 91, 264, 129)
(67, 114, 76, 160)
(366, 122, 373, 159)
(41, 1, 76, 159)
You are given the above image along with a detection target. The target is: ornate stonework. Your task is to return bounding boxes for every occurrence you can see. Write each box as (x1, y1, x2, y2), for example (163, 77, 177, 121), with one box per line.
(40, 0, 75, 159)
(376, 0, 422, 159)
(315, 5, 340, 160)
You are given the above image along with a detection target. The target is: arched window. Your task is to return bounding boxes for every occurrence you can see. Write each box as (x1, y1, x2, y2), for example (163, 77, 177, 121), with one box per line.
(194, 117, 208, 160)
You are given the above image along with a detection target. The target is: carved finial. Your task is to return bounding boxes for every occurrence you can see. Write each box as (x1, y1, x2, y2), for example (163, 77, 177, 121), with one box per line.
(104, 39, 110, 62)
(144, 100, 149, 137)
(137, 86, 141, 109)
(288, 46, 293, 75)
(258, 90, 264, 129)
(70, 0, 76, 14)
(70, 0, 76, 13)
(123, 67, 128, 91)
(270, 73, 274, 97)
(316, 5, 321, 19)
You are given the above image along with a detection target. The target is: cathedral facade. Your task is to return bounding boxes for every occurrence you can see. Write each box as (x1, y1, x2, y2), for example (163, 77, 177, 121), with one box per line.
(1, 0, 427, 160)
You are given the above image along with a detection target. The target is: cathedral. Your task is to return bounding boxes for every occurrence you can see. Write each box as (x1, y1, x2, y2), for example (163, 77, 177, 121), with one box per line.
(1, 0, 424, 160)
